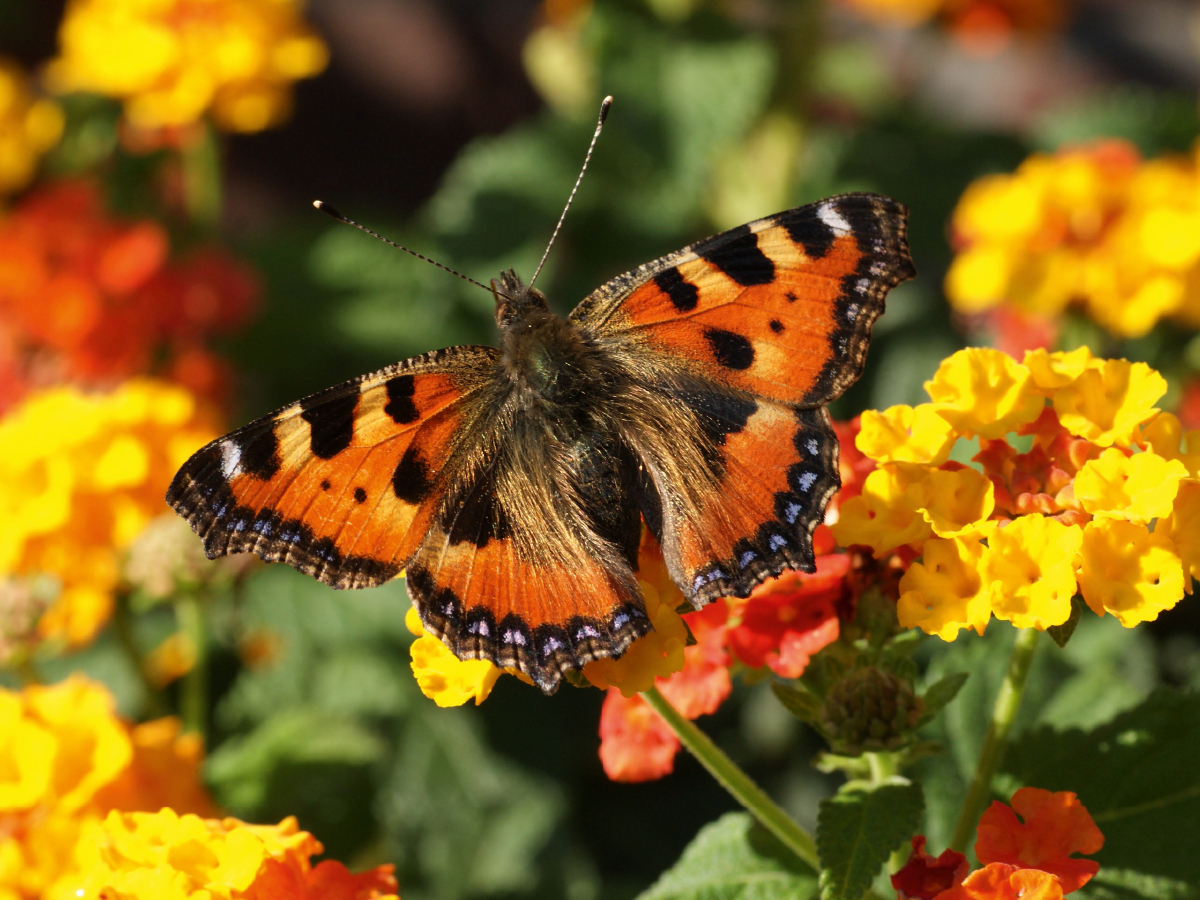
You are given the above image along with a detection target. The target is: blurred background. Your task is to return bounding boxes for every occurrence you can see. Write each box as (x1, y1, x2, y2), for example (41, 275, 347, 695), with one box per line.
(2, 1, 1200, 898)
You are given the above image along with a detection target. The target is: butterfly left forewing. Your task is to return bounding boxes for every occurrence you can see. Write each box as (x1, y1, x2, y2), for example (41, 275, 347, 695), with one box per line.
(167, 346, 498, 589)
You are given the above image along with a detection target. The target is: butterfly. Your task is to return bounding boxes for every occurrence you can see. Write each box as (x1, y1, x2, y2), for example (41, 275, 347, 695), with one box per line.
(167, 192, 915, 693)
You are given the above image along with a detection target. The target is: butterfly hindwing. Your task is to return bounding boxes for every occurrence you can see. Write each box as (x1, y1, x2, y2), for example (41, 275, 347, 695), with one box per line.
(402, 393, 653, 692)
(572, 193, 915, 407)
(166, 346, 498, 589)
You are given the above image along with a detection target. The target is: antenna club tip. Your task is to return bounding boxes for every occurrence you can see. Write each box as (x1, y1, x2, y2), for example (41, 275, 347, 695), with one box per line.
(312, 199, 324, 209)
(600, 95, 613, 120)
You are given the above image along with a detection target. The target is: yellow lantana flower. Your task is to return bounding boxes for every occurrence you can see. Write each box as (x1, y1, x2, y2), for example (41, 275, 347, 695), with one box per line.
(982, 514, 1082, 630)
(831, 463, 933, 556)
(920, 465, 995, 538)
(0, 379, 216, 646)
(0, 58, 64, 195)
(46, 0, 328, 133)
(1053, 359, 1166, 447)
(1078, 519, 1185, 627)
(924, 348, 1043, 439)
(58, 809, 399, 900)
(1141, 412, 1200, 477)
(856, 403, 956, 465)
(1022, 347, 1102, 391)
(1157, 480, 1200, 593)
(407, 606, 503, 708)
(583, 554, 688, 696)
(1074, 448, 1187, 522)
(897, 536, 991, 640)
(0, 676, 216, 900)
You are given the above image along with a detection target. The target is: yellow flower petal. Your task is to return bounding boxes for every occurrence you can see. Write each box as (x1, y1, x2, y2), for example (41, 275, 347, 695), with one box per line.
(1141, 412, 1200, 477)
(1078, 518, 1185, 626)
(982, 514, 1082, 630)
(830, 463, 933, 556)
(897, 536, 991, 640)
(409, 627, 502, 708)
(924, 348, 1044, 439)
(920, 465, 995, 538)
(856, 403, 957, 465)
(1022, 347, 1102, 391)
(583, 579, 686, 696)
(1053, 358, 1166, 447)
(1074, 448, 1187, 522)
(1157, 480, 1200, 594)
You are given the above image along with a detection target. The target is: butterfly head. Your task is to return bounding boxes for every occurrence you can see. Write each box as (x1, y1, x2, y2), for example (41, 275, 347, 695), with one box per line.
(491, 269, 549, 331)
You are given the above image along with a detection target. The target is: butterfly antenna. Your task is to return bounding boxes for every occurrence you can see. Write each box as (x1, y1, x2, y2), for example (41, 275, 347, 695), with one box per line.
(528, 95, 613, 289)
(312, 200, 505, 298)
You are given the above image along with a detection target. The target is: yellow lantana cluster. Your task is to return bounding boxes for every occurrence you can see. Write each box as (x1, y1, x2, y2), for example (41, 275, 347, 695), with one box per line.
(60, 809, 399, 900)
(0, 59, 64, 195)
(947, 139, 1200, 338)
(832, 347, 1197, 639)
(0, 675, 217, 899)
(0, 379, 217, 647)
(46, 0, 328, 133)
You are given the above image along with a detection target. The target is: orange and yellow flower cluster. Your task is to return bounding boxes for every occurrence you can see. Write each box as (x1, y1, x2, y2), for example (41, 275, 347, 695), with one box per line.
(947, 139, 1200, 339)
(62, 809, 399, 900)
(0, 59, 64, 196)
(894, 788, 1103, 900)
(0, 180, 258, 412)
(833, 346, 1197, 639)
(0, 378, 217, 647)
(0, 676, 399, 900)
(0, 675, 216, 898)
(46, 0, 328, 134)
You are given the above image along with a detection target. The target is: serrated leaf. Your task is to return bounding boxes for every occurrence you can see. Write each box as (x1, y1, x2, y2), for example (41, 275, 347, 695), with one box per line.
(773, 681, 824, 726)
(1004, 689, 1200, 887)
(917, 672, 969, 727)
(817, 782, 924, 900)
(638, 812, 817, 900)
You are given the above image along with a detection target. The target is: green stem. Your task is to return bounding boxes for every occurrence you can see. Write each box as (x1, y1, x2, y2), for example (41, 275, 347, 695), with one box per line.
(113, 593, 169, 717)
(181, 121, 222, 227)
(949, 627, 1040, 853)
(176, 594, 209, 738)
(643, 686, 819, 870)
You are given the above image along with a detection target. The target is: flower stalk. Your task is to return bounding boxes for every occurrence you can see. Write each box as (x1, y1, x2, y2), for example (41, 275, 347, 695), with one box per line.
(642, 685, 819, 869)
(950, 626, 1040, 852)
(182, 122, 222, 227)
(176, 593, 209, 738)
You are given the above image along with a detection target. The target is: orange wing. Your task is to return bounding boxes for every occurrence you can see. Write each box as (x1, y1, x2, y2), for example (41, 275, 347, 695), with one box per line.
(571, 193, 915, 407)
(572, 193, 914, 608)
(166, 346, 497, 589)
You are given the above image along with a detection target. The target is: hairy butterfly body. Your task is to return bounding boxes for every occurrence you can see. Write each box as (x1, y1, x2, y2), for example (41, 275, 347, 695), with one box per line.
(167, 193, 915, 692)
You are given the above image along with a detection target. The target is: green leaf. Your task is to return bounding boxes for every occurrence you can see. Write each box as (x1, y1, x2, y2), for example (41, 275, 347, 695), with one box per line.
(1004, 689, 1200, 888)
(638, 812, 817, 900)
(1047, 594, 1086, 649)
(773, 681, 824, 726)
(817, 782, 924, 900)
(206, 707, 386, 859)
(917, 672, 969, 728)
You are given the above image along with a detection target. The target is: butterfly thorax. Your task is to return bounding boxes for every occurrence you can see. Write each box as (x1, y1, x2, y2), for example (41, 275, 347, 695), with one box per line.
(493, 269, 596, 404)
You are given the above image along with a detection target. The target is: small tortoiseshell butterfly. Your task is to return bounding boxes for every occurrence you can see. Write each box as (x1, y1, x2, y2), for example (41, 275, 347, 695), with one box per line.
(168, 148, 914, 693)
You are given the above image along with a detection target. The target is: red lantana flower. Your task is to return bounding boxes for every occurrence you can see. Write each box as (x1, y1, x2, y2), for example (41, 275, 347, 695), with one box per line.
(896, 789, 1103, 900)
(726, 558, 845, 678)
(975, 788, 1104, 893)
(892, 835, 970, 900)
(0, 180, 258, 411)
